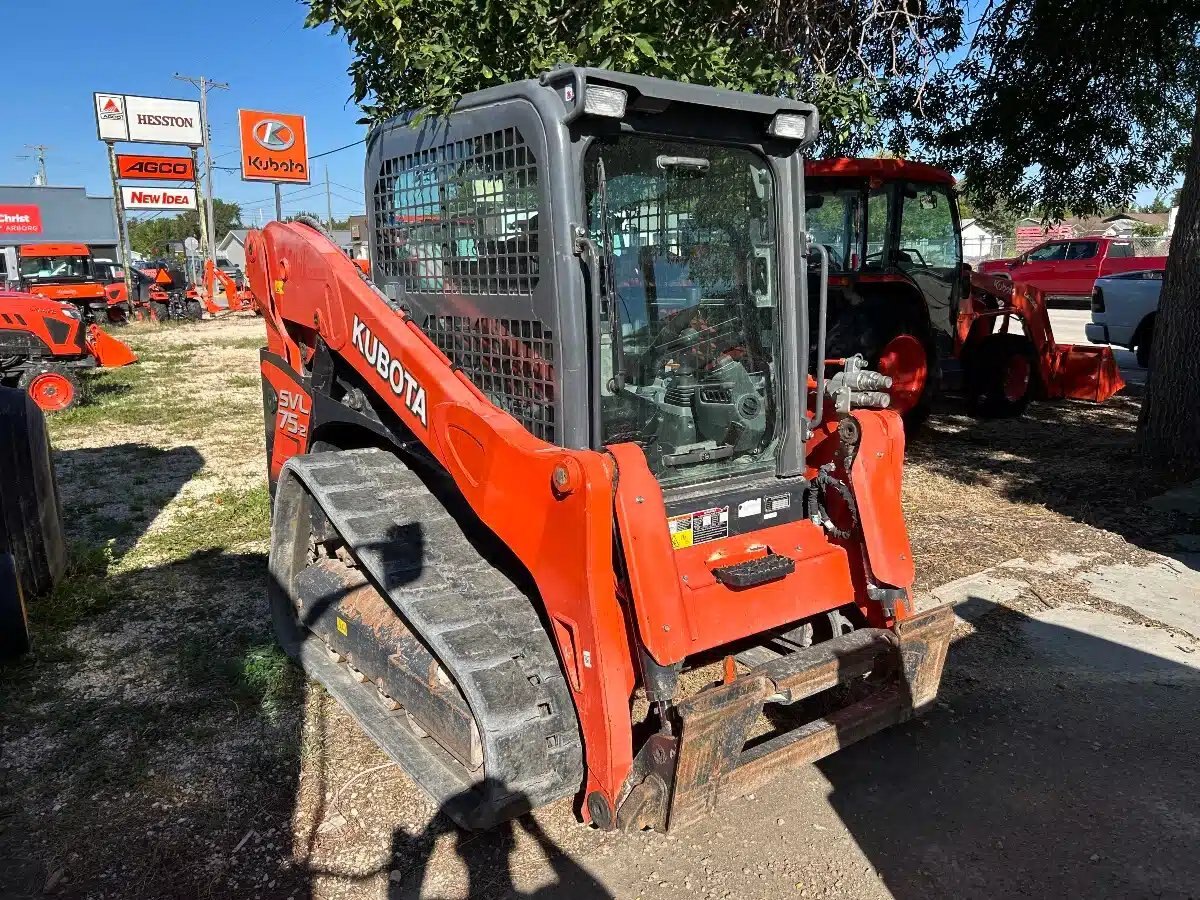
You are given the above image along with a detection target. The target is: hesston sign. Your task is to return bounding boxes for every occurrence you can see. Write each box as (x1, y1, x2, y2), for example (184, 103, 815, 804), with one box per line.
(116, 154, 196, 182)
(238, 109, 310, 184)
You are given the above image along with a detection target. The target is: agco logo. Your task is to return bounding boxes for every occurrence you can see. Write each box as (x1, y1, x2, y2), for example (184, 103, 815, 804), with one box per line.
(253, 119, 295, 151)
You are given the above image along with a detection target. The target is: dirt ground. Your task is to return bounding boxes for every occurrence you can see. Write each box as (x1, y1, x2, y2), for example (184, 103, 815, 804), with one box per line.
(2, 316, 1197, 899)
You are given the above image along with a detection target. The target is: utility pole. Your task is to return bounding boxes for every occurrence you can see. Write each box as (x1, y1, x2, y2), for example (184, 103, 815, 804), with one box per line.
(192, 147, 210, 266)
(17, 145, 50, 185)
(174, 73, 228, 273)
(325, 166, 334, 230)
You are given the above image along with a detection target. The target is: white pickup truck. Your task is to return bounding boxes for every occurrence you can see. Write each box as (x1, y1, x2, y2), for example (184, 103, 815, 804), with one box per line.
(1086, 269, 1164, 368)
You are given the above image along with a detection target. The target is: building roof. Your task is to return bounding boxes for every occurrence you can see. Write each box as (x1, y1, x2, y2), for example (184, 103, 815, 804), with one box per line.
(219, 229, 251, 248)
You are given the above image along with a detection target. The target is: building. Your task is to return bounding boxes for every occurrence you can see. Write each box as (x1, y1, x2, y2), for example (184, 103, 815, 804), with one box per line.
(217, 226, 355, 271)
(960, 218, 999, 262)
(348, 214, 369, 260)
(0, 184, 120, 283)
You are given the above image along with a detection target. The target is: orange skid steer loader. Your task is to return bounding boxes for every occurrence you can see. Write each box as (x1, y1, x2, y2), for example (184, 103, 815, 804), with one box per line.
(248, 69, 953, 832)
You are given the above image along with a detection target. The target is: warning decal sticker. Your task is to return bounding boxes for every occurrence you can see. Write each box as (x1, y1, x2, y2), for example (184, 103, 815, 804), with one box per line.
(668, 507, 730, 550)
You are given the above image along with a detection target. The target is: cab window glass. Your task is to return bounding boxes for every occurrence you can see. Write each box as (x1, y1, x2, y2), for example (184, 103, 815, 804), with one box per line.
(863, 188, 890, 269)
(1028, 242, 1068, 262)
(897, 185, 958, 269)
(1066, 241, 1098, 260)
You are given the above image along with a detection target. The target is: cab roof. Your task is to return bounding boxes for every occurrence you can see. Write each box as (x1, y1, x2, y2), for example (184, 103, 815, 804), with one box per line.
(19, 243, 90, 257)
(805, 157, 956, 186)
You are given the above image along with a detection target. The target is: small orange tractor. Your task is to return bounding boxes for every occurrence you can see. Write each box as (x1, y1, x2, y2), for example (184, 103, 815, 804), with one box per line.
(0, 289, 136, 411)
(247, 69, 953, 833)
(200, 259, 254, 315)
(805, 158, 1123, 428)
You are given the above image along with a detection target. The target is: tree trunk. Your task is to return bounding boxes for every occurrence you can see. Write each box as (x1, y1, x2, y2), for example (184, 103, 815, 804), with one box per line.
(1135, 99, 1200, 477)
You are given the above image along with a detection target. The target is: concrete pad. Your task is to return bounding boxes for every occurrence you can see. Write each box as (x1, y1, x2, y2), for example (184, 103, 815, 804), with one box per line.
(928, 571, 1029, 623)
(998, 551, 1107, 575)
(1082, 555, 1200, 638)
(1146, 479, 1200, 516)
(1019, 606, 1200, 676)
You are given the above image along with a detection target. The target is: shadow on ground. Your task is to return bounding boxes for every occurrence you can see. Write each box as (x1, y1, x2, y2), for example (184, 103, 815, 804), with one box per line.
(52, 443, 204, 558)
(909, 387, 1195, 552)
(818, 599, 1200, 898)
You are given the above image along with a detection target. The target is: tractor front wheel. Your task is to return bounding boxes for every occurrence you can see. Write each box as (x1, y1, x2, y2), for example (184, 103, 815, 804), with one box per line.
(966, 333, 1037, 418)
(18, 367, 80, 413)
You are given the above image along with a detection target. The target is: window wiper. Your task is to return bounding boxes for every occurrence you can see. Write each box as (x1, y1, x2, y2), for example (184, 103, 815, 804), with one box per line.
(596, 158, 625, 392)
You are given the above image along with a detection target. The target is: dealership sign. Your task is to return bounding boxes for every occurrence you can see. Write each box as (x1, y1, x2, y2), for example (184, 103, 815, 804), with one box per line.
(238, 109, 310, 183)
(94, 93, 203, 146)
(0, 205, 42, 235)
(121, 186, 197, 210)
(116, 153, 196, 181)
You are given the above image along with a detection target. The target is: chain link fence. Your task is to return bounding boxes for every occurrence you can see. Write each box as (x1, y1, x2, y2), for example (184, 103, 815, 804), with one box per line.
(963, 232, 1171, 263)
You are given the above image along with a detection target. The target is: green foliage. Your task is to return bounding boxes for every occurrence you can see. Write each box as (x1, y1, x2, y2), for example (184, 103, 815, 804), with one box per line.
(1133, 221, 1166, 237)
(128, 199, 244, 257)
(304, 0, 962, 155)
(911, 0, 1199, 219)
(1139, 193, 1170, 215)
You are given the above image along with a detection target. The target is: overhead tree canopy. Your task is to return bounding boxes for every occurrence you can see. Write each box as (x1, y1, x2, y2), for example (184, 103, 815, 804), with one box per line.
(305, 0, 962, 151)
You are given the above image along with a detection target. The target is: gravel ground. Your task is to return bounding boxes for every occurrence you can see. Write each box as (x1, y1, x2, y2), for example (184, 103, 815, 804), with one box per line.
(1, 316, 1197, 899)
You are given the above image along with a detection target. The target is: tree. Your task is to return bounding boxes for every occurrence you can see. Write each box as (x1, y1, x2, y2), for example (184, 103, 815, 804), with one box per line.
(1138, 102, 1200, 474)
(304, 0, 963, 152)
(128, 200, 244, 257)
(1140, 193, 1170, 215)
(902, 0, 1200, 474)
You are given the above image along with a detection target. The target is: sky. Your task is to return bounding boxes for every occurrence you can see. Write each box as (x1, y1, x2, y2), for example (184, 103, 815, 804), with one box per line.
(0, 0, 367, 224)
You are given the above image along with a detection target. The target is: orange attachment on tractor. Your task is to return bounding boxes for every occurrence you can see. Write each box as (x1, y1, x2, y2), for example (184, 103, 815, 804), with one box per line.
(246, 69, 954, 834)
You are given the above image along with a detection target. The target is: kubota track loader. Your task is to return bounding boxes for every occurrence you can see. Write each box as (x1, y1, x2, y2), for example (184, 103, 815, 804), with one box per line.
(248, 69, 953, 832)
(805, 158, 1124, 429)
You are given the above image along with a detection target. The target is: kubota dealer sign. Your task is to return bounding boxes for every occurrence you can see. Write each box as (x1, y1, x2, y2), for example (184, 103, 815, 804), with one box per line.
(238, 108, 309, 184)
(121, 187, 197, 210)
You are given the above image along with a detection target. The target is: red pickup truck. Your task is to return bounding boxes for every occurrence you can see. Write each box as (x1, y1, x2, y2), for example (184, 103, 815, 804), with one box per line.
(977, 237, 1166, 300)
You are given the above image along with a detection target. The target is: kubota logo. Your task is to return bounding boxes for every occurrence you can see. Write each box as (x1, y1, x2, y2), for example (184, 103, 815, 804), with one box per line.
(253, 119, 295, 151)
(351, 316, 428, 426)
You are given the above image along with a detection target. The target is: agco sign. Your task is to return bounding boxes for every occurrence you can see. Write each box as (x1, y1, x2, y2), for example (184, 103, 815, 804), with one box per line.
(116, 154, 196, 182)
(238, 108, 310, 184)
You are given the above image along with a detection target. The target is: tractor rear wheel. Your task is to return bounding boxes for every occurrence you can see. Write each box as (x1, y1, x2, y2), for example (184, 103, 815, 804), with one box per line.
(151, 300, 171, 322)
(185, 299, 204, 320)
(828, 305, 938, 433)
(0, 386, 66, 617)
(966, 333, 1037, 418)
(18, 367, 80, 414)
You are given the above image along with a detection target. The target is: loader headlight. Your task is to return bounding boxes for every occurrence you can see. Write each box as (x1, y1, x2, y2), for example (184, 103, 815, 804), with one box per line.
(584, 85, 628, 118)
(60, 304, 82, 320)
(767, 113, 809, 141)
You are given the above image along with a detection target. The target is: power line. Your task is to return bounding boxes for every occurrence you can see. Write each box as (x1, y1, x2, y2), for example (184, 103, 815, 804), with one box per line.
(311, 138, 366, 160)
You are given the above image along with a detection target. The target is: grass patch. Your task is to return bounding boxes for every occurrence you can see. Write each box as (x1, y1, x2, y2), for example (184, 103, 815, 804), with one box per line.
(31, 543, 130, 636)
(126, 482, 272, 565)
(237, 644, 301, 722)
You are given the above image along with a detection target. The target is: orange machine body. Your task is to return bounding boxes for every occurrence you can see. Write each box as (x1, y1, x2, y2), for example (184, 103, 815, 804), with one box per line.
(246, 222, 922, 820)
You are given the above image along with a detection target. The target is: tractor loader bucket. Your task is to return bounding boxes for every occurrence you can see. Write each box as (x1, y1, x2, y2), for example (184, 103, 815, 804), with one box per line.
(620, 603, 955, 832)
(85, 325, 138, 369)
(1043, 344, 1125, 403)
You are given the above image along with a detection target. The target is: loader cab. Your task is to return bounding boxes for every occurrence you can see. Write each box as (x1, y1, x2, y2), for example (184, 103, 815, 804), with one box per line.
(367, 68, 819, 500)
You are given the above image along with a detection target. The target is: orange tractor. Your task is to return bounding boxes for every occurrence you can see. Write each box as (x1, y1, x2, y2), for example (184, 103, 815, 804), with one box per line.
(247, 69, 953, 832)
(805, 158, 1123, 428)
(199, 259, 254, 315)
(0, 289, 136, 411)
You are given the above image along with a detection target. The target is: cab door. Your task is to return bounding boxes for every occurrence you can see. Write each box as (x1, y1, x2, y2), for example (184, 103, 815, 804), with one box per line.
(894, 182, 962, 339)
(1059, 240, 1100, 294)
(1015, 241, 1068, 291)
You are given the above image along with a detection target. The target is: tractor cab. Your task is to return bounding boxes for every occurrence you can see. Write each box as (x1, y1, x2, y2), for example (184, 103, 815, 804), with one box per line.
(803, 159, 964, 423)
(17, 243, 110, 322)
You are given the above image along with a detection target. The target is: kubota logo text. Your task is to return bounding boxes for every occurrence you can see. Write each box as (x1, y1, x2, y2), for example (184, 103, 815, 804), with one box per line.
(351, 316, 428, 426)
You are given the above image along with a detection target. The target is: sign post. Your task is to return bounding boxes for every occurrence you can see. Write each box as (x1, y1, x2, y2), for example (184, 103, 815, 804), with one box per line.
(190, 147, 209, 263)
(237, 109, 310, 223)
(105, 142, 135, 314)
(95, 91, 203, 308)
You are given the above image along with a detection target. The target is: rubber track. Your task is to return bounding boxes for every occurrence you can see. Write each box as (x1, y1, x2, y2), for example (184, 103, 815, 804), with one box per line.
(282, 448, 584, 827)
